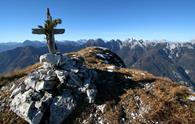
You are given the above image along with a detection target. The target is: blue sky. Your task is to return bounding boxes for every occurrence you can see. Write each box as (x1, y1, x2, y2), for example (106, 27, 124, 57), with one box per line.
(0, 0, 195, 42)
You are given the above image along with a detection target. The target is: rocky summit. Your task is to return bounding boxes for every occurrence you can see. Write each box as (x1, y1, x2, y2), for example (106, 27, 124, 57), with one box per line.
(9, 49, 99, 124)
(0, 47, 195, 124)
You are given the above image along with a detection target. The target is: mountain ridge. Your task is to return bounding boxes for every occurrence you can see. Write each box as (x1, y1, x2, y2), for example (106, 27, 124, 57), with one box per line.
(0, 39, 195, 87)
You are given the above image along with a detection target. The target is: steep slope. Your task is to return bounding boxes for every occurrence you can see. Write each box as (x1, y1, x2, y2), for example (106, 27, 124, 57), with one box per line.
(0, 47, 194, 124)
(0, 46, 46, 72)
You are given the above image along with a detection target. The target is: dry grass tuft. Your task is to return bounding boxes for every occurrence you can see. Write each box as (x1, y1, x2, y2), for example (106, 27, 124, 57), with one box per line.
(119, 80, 195, 124)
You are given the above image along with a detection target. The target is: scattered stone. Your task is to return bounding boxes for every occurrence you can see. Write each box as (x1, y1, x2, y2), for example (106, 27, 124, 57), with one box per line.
(86, 88, 97, 103)
(144, 83, 153, 90)
(71, 68, 79, 73)
(96, 104, 106, 113)
(106, 65, 116, 72)
(35, 80, 57, 92)
(55, 70, 68, 84)
(24, 75, 37, 90)
(10, 83, 16, 92)
(10, 83, 26, 98)
(188, 95, 195, 101)
(0, 85, 9, 91)
(96, 53, 106, 59)
(140, 73, 145, 76)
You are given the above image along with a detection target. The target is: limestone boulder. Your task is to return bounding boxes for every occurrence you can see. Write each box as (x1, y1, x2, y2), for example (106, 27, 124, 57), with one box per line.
(49, 90, 76, 124)
(40, 53, 62, 66)
(10, 89, 52, 124)
(55, 70, 68, 84)
(35, 80, 57, 92)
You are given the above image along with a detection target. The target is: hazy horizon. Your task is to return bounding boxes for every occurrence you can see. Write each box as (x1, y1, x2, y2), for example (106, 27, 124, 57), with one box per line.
(0, 0, 195, 42)
(1, 38, 195, 44)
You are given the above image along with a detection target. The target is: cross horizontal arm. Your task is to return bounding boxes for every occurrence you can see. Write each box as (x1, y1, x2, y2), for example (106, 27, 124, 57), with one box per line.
(32, 29, 45, 34)
(53, 29, 65, 34)
(32, 29, 65, 34)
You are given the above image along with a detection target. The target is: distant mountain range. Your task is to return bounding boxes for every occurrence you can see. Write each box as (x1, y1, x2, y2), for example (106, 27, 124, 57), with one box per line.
(0, 40, 88, 52)
(0, 39, 195, 88)
(0, 40, 45, 52)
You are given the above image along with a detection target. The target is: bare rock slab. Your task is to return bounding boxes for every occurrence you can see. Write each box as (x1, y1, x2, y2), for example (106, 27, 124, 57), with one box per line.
(10, 89, 52, 124)
(49, 90, 76, 124)
(40, 53, 62, 67)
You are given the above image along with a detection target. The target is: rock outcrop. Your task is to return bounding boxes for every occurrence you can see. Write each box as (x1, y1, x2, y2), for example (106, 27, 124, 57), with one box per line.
(10, 51, 100, 124)
(0, 47, 194, 124)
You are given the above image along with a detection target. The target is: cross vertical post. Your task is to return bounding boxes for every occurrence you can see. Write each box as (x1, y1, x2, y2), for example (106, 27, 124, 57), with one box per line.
(32, 8, 65, 54)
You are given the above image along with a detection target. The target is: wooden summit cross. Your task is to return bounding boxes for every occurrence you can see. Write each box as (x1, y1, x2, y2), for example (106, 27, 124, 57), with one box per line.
(32, 8, 65, 54)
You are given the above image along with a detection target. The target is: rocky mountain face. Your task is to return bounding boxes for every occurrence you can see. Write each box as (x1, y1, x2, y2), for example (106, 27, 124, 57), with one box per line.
(0, 47, 194, 124)
(0, 39, 195, 87)
(0, 46, 46, 73)
(117, 39, 195, 88)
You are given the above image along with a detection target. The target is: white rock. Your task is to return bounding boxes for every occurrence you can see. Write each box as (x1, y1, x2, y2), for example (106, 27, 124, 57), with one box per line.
(42, 62, 53, 69)
(71, 68, 79, 73)
(40, 53, 62, 65)
(34, 92, 52, 109)
(31, 111, 44, 124)
(10, 83, 16, 92)
(140, 73, 145, 76)
(188, 95, 195, 101)
(86, 89, 97, 103)
(107, 69, 113, 72)
(78, 87, 87, 93)
(24, 76, 37, 89)
(47, 70, 56, 78)
(44, 74, 56, 81)
(0, 86, 7, 91)
(35, 80, 57, 91)
(10, 90, 39, 124)
(124, 75, 132, 79)
(96, 53, 106, 59)
(49, 90, 76, 124)
(107, 65, 115, 70)
(83, 79, 91, 89)
(10, 84, 26, 98)
(10, 88, 22, 98)
(10, 89, 52, 124)
(144, 83, 153, 90)
(95, 46, 108, 50)
(97, 104, 106, 113)
(107, 65, 116, 72)
(55, 70, 68, 84)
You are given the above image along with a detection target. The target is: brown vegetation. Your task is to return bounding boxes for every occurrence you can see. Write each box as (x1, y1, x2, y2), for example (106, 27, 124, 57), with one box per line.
(0, 63, 41, 88)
